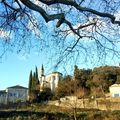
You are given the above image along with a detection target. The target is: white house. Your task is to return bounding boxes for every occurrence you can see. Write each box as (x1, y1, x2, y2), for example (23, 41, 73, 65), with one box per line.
(109, 84, 120, 97)
(45, 72, 63, 91)
(0, 85, 28, 104)
(6, 85, 28, 103)
(40, 65, 63, 91)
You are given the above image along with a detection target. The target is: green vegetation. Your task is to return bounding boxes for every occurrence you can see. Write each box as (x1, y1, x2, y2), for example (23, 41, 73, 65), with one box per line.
(38, 88, 53, 101)
(28, 66, 40, 103)
(28, 65, 120, 102)
(28, 66, 54, 103)
(26, 65, 120, 120)
(0, 104, 120, 120)
(55, 65, 120, 99)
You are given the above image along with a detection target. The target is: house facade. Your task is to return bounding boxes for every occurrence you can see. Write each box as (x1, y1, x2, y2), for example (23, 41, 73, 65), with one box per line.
(0, 90, 7, 104)
(40, 65, 63, 91)
(0, 85, 28, 104)
(109, 84, 120, 97)
(6, 85, 28, 103)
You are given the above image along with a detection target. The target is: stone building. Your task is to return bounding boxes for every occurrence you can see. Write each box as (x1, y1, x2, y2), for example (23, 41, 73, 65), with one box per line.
(0, 85, 28, 104)
(6, 85, 28, 103)
(40, 65, 63, 91)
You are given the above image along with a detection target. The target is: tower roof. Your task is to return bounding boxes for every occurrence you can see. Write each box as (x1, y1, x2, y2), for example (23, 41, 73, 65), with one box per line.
(40, 64, 44, 76)
(41, 64, 44, 70)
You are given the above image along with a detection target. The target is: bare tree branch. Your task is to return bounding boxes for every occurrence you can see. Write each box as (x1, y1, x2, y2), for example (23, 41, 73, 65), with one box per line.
(39, 0, 120, 25)
(0, 0, 120, 66)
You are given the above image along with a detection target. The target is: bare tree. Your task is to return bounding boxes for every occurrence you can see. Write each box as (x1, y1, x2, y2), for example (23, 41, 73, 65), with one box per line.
(0, 0, 120, 64)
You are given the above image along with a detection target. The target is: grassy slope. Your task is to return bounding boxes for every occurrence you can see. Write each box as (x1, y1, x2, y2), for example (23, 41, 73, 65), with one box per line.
(0, 104, 120, 120)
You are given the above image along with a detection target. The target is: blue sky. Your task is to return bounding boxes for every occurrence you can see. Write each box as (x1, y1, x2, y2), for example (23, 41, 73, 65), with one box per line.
(0, 49, 59, 90)
(0, 52, 41, 90)
(0, 0, 120, 90)
(0, 27, 120, 90)
(0, 47, 120, 90)
(0, 45, 75, 90)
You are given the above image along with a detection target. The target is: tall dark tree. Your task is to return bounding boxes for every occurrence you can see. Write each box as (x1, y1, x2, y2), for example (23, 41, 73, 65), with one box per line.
(55, 75, 73, 98)
(31, 71, 38, 102)
(116, 75, 120, 84)
(74, 65, 90, 87)
(28, 67, 40, 103)
(35, 66, 40, 93)
(35, 66, 39, 82)
(38, 87, 53, 101)
(35, 66, 40, 101)
(28, 70, 33, 101)
(28, 72, 36, 102)
(74, 65, 80, 81)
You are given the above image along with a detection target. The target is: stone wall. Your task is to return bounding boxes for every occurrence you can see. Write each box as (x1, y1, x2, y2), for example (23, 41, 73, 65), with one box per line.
(48, 97, 120, 111)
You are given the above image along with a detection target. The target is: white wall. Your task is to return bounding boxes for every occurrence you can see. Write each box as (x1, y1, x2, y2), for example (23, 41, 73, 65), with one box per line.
(45, 72, 62, 91)
(0, 93, 7, 104)
(7, 88, 28, 103)
(109, 85, 120, 97)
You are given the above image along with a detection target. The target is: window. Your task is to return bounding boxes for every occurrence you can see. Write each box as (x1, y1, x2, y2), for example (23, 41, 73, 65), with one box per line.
(9, 93, 13, 96)
(14, 93, 17, 97)
(8, 93, 17, 97)
(114, 94, 119, 97)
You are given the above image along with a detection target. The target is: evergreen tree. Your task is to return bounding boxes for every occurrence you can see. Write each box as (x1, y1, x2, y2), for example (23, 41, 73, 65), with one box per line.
(29, 72, 37, 102)
(35, 66, 38, 80)
(28, 67, 40, 103)
(74, 65, 80, 81)
(35, 66, 40, 86)
(35, 66, 40, 96)
(116, 75, 120, 84)
(55, 75, 72, 98)
(30, 67, 40, 102)
(28, 70, 33, 102)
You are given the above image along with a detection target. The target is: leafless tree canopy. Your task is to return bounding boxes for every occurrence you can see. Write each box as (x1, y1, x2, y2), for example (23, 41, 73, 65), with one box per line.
(0, 0, 120, 64)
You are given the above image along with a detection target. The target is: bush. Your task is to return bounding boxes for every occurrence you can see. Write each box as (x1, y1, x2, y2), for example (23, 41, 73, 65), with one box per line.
(77, 112, 88, 120)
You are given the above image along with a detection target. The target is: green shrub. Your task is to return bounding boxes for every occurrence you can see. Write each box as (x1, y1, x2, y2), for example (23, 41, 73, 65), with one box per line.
(77, 112, 88, 120)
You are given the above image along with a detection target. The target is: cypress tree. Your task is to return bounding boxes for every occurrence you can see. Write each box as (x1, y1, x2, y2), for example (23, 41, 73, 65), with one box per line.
(35, 67, 40, 100)
(28, 70, 33, 101)
(28, 66, 40, 103)
(74, 65, 80, 81)
(35, 66, 39, 85)
(32, 69, 40, 102)
(28, 71, 37, 102)
(30, 72, 37, 102)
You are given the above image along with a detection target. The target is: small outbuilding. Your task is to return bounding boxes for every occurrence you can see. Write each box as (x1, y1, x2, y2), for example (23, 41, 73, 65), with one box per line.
(109, 84, 120, 97)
